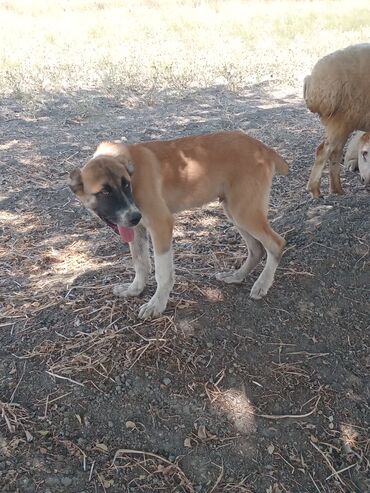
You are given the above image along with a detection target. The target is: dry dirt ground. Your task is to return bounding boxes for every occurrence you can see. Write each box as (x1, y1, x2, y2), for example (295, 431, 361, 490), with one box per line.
(0, 84, 369, 493)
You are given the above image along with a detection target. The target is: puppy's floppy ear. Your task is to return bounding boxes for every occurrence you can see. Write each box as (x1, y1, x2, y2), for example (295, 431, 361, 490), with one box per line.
(94, 141, 135, 175)
(68, 168, 84, 195)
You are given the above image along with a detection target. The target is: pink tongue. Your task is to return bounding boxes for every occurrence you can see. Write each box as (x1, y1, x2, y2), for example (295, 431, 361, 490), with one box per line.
(118, 226, 134, 243)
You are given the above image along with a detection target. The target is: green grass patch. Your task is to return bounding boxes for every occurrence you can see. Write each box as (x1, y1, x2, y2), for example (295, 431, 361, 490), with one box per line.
(0, 0, 369, 99)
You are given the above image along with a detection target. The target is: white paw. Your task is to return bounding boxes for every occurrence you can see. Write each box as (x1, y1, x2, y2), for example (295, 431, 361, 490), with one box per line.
(250, 280, 269, 300)
(216, 270, 244, 284)
(113, 282, 144, 298)
(138, 297, 166, 319)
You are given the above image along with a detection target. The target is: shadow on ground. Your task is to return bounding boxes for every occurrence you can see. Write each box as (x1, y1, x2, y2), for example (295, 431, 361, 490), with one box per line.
(0, 83, 369, 492)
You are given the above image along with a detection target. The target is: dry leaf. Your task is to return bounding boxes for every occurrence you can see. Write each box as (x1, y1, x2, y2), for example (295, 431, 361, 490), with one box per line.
(184, 437, 192, 448)
(267, 444, 275, 455)
(197, 425, 207, 440)
(95, 442, 108, 453)
(103, 479, 114, 488)
(25, 430, 33, 442)
(272, 483, 283, 493)
(38, 430, 49, 437)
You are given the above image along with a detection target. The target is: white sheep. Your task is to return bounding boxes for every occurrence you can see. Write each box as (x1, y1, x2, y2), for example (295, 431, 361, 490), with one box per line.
(303, 43, 370, 197)
(344, 131, 370, 185)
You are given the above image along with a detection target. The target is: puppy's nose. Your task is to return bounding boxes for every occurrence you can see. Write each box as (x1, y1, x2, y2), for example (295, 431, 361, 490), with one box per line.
(129, 211, 142, 226)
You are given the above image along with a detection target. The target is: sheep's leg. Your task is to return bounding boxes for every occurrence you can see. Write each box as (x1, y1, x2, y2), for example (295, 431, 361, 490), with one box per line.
(307, 129, 350, 197)
(307, 141, 327, 198)
(327, 130, 351, 195)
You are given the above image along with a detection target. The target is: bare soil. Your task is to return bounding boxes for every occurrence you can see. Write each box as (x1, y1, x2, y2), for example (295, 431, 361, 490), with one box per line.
(0, 84, 369, 493)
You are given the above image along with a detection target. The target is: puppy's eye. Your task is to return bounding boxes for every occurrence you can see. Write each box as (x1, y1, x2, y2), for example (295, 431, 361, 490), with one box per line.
(121, 179, 130, 191)
(100, 185, 112, 196)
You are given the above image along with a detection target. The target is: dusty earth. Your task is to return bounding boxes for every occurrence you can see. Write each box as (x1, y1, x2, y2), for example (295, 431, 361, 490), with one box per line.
(0, 84, 369, 493)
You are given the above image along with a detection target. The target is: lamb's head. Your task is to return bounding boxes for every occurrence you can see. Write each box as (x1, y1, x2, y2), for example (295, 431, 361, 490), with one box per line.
(358, 132, 370, 185)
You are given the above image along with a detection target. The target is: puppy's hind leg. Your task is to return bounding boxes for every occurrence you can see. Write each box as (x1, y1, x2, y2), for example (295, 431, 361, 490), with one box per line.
(216, 228, 264, 283)
(216, 201, 264, 284)
(229, 205, 285, 299)
(113, 223, 151, 297)
(248, 221, 285, 300)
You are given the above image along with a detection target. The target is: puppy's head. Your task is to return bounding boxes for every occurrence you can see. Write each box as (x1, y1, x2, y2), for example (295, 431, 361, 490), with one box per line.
(69, 142, 141, 240)
(358, 132, 370, 186)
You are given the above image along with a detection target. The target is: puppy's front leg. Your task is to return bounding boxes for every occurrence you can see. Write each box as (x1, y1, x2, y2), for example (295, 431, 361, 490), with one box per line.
(113, 223, 151, 297)
(138, 219, 174, 319)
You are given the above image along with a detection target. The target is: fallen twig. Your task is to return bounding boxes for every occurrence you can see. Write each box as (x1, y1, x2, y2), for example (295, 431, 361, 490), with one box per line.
(111, 448, 194, 492)
(46, 370, 85, 387)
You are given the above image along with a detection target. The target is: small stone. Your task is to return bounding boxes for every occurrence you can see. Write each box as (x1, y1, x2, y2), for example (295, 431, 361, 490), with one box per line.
(114, 375, 121, 384)
(116, 385, 122, 392)
(61, 477, 72, 487)
(163, 378, 171, 386)
(108, 421, 114, 428)
(45, 476, 60, 487)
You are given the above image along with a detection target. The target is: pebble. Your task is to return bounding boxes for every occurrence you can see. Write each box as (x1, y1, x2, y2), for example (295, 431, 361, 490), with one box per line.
(163, 378, 171, 386)
(61, 477, 72, 487)
(18, 478, 35, 493)
(108, 421, 114, 428)
(45, 476, 60, 487)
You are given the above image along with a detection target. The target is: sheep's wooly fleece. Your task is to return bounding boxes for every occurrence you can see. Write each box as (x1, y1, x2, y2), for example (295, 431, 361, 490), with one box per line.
(304, 43, 370, 127)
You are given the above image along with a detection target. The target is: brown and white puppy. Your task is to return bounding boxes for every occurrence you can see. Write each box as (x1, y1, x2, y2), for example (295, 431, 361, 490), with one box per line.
(69, 131, 288, 319)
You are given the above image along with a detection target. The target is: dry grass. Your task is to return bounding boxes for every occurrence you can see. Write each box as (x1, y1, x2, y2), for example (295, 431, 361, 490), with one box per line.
(1, 0, 370, 101)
